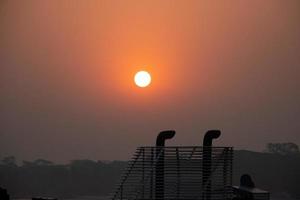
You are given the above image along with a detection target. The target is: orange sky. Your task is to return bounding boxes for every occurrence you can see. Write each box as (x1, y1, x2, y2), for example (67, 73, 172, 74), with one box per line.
(1, 0, 300, 162)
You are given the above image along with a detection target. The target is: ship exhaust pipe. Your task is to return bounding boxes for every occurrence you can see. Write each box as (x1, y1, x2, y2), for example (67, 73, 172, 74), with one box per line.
(155, 130, 176, 200)
(202, 130, 221, 200)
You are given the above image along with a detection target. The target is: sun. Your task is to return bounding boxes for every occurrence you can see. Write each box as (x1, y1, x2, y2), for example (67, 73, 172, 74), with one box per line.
(134, 71, 151, 88)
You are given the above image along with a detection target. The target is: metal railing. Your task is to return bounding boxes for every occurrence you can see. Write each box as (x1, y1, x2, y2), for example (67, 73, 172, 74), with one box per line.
(111, 146, 233, 200)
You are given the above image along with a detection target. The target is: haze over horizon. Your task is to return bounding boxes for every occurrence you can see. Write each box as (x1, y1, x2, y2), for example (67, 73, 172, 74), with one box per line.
(1, 0, 300, 163)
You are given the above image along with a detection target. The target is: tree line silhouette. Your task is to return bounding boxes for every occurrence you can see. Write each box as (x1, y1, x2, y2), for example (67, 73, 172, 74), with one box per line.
(0, 158, 126, 198)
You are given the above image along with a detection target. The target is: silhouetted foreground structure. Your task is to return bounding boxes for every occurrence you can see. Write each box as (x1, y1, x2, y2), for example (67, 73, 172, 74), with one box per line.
(232, 174, 269, 200)
(0, 187, 9, 200)
(111, 130, 269, 200)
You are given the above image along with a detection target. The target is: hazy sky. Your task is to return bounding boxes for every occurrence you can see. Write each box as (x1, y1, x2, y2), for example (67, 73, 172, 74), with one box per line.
(1, 0, 300, 163)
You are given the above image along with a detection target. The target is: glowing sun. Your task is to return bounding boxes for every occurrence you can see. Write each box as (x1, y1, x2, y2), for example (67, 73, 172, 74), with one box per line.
(134, 71, 151, 88)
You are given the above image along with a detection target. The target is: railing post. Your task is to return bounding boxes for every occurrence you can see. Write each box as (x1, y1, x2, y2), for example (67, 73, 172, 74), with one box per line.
(176, 147, 180, 199)
(150, 148, 154, 199)
(142, 148, 145, 199)
(223, 148, 228, 200)
(230, 147, 233, 199)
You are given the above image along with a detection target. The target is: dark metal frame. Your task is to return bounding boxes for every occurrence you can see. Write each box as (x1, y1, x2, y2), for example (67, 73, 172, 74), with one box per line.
(111, 146, 233, 200)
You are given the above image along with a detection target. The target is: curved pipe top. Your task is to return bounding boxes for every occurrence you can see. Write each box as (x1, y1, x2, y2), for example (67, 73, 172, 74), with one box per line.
(156, 130, 176, 146)
(203, 130, 221, 146)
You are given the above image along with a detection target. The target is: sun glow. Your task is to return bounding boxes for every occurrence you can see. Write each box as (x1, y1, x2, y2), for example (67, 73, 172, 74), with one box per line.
(134, 71, 151, 88)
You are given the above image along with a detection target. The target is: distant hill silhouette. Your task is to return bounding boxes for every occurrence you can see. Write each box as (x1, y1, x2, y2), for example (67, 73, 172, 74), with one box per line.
(0, 151, 299, 199)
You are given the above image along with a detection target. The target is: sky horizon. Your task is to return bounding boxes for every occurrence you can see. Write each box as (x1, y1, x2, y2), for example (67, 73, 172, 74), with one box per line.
(1, 0, 300, 163)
